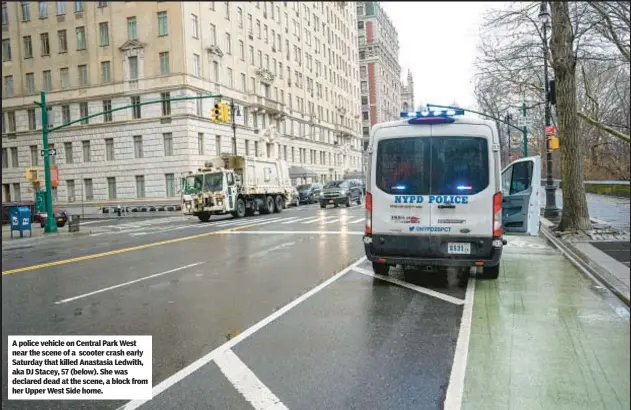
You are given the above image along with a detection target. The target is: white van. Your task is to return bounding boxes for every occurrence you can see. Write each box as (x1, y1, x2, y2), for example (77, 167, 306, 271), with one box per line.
(363, 109, 541, 279)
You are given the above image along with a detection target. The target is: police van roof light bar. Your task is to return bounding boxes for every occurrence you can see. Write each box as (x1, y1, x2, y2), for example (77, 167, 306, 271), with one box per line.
(401, 108, 465, 124)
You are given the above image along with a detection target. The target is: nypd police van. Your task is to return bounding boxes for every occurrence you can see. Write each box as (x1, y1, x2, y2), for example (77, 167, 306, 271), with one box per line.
(363, 108, 541, 279)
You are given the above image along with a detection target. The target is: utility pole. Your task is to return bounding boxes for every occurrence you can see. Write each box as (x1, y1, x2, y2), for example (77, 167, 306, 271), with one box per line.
(522, 102, 528, 157)
(35, 91, 57, 233)
(540, 0, 559, 219)
(230, 99, 238, 156)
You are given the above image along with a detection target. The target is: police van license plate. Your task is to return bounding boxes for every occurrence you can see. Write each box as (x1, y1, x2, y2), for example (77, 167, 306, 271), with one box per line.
(448, 243, 470, 255)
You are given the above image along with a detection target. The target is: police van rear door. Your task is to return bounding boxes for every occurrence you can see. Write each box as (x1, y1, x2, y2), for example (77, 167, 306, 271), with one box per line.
(371, 125, 432, 236)
(428, 123, 495, 243)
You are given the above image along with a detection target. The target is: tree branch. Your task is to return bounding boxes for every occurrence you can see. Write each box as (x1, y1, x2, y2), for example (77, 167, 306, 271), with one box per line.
(578, 112, 631, 143)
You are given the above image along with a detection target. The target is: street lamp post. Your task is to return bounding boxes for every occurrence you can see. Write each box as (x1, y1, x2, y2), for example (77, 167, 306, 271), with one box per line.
(230, 99, 241, 156)
(540, 0, 560, 219)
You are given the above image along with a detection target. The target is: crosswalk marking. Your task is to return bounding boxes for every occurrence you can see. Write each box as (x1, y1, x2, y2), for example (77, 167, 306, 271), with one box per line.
(324, 218, 342, 225)
(302, 216, 337, 224)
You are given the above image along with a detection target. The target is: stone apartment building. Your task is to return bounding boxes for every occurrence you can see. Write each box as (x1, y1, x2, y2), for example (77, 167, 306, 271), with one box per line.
(1, 1, 363, 204)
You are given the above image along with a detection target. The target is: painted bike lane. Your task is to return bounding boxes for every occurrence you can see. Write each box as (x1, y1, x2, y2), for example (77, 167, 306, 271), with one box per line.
(461, 235, 630, 410)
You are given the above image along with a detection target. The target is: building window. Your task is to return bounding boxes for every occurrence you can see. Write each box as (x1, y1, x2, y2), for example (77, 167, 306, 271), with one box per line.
(25, 72, 35, 94)
(82, 140, 90, 162)
(159, 52, 169, 75)
(224, 1, 230, 20)
(79, 102, 89, 124)
(74, 1, 84, 13)
(58, 30, 67, 53)
(2, 39, 11, 61)
(157, 11, 168, 36)
(27, 109, 36, 130)
(225, 67, 233, 88)
(127, 17, 137, 40)
(193, 53, 200, 76)
(225, 33, 231, 54)
(30, 145, 38, 166)
(59, 67, 69, 89)
(191, 14, 199, 38)
(198, 133, 204, 155)
(107, 177, 117, 200)
(40, 33, 50, 55)
(76, 27, 86, 50)
(133, 135, 143, 158)
(23, 35, 33, 58)
(196, 93, 202, 116)
(78, 64, 88, 86)
(62, 105, 70, 124)
(237, 7, 243, 28)
(105, 138, 114, 161)
(56, 2, 65, 15)
(10, 147, 18, 167)
(99, 22, 109, 46)
(362, 112, 368, 120)
(103, 100, 112, 122)
(2, 2, 9, 25)
(163, 133, 173, 156)
(215, 135, 221, 156)
(67, 180, 75, 201)
(128, 56, 138, 80)
(97, 1, 107, 8)
(240, 73, 246, 92)
(64, 142, 73, 164)
(21, 1, 31, 21)
(210, 23, 216, 45)
(249, 45, 254, 65)
(161, 92, 171, 116)
(3, 75, 13, 97)
(12, 183, 21, 201)
(42, 70, 52, 91)
(165, 174, 175, 197)
(131, 96, 141, 119)
(135, 175, 145, 198)
(100, 61, 111, 83)
(84, 178, 93, 200)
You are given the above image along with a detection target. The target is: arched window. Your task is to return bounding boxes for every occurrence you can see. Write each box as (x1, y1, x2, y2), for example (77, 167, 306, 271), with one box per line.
(402, 102, 408, 112)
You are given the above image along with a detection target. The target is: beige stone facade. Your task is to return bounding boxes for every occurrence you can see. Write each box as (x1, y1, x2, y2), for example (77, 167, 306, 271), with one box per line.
(1, 1, 363, 204)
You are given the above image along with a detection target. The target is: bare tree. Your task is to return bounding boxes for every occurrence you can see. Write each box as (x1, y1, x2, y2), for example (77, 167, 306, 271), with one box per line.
(550, 1, 591, 231)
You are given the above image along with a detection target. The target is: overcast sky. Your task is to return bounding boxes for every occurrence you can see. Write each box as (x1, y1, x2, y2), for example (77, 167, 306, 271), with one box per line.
(381, 1, 499, 110)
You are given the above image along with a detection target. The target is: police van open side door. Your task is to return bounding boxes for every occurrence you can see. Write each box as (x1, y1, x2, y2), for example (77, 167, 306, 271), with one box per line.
(501, 155, 542, 235)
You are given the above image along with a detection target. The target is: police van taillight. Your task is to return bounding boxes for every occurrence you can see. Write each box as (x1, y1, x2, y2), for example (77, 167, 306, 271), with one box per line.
(365, 192, 372, 235)
(493, 192, 502, 238)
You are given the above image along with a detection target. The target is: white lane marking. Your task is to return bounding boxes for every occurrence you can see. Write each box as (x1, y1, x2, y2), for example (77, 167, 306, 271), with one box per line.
(444, 278, 476, 410)
(55, 262, 205, 305)
(287, 216, 321, 224)
(275, 216, 299, 224)
(215, 349, 289, 410)
(352, 266, 465, 306)
(221, 230, 364, 235)
(349, 218, 365, 224)
(324, 218, 342, 225)
(214, 217, 267, 227)
(130, 232, 149, 236)
(250, 241, 296, 258)
(303, 216, 336, 224)
(298, 216, 322, 224)
(80, 220, 110, 226)
(119, 256, 367, 410)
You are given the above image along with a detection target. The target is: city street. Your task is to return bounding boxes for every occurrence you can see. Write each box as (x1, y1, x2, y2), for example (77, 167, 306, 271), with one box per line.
(3, 203, 629, 410)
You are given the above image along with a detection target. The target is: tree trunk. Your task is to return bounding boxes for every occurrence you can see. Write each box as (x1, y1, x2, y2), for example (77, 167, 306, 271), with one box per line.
(549, 1, 592, 232)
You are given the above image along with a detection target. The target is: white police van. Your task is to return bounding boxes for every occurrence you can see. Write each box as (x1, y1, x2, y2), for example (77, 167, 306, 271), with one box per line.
(363, 108, 541, 279)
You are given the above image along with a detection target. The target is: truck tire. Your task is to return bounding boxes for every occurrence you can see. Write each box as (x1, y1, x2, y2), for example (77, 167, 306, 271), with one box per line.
(260, 196, 275, 214)
(231, 198, 246, 218)
(345, 195, 352, 207)
(274, 196, 284, 213)
(198, 212, 211, 222)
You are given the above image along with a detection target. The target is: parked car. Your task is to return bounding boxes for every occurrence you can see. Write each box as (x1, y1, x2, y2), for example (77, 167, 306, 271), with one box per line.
(286, 187, 300, 207)
(36, 209, 69, 228)
(296, 183, 323, 204)
(319, 180, 363, 208)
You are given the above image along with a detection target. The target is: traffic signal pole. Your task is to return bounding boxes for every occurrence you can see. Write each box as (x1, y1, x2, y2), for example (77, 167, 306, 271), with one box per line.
(231, 99, 237, 156)
(36, 91, 223, 233)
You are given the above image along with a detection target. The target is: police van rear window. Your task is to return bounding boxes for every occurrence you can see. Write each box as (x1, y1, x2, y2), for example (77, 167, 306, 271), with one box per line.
(376, 136, 489, 196)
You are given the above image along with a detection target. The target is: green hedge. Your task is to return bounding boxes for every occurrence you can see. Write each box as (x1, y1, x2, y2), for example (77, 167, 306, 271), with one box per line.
(584, 183, 630, 198)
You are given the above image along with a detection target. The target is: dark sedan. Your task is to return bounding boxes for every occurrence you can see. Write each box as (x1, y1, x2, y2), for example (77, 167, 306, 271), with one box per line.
(296, 183, 322, 204)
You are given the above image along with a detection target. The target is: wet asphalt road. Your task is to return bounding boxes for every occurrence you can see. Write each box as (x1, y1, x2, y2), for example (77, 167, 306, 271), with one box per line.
(2, 204, 468, 410)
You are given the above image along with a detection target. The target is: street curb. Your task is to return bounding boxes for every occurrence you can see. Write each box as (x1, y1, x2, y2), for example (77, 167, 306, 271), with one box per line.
(539, 218, 630, 307)
(80, 213, 182, 220)
(2, 231, 93, 251)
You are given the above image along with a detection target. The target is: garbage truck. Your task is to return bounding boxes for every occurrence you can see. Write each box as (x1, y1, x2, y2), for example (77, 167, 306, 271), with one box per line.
(181, 155, 294, 222)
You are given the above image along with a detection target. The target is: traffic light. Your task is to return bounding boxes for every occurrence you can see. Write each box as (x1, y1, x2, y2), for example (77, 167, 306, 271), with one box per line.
(221, 103, 231, 124)
(212, 104, 223, 123)
(546, 135, 559, 152)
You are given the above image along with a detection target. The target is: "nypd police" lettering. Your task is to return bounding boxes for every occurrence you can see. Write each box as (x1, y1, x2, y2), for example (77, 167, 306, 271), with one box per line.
(394, 195, 469, 204)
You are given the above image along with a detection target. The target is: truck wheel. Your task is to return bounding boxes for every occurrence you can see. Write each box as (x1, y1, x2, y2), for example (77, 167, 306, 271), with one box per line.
(345, 195, 351, 207)
(357, 194, 362, 205)
(198, 212, 211, 222)
(320, 202, 326, 209)
(274, 196, 284, 213)
(260, 196, 275, 214)
(232, 198, 246, 218)
(480, 264, 500, 280)
(372, 262, 390, 276)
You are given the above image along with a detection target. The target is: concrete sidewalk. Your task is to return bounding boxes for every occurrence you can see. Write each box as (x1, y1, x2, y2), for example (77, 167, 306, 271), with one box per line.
(2, 223, 91, 251)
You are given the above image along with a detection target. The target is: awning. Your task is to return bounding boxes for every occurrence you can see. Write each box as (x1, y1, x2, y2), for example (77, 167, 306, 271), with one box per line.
(288, 166, 317, 178)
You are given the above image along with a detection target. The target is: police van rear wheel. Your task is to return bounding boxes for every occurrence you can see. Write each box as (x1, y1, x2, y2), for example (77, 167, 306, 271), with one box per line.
(480, 264, 500, 279)
(372, 262, 390, 276)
